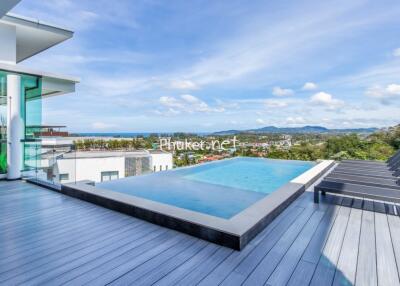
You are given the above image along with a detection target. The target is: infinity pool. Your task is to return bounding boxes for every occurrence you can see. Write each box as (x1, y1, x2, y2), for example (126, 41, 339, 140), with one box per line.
(98, 157, 315, 219)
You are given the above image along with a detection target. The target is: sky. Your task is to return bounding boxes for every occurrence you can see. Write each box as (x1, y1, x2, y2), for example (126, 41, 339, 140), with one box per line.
(13, 0, 400, 132)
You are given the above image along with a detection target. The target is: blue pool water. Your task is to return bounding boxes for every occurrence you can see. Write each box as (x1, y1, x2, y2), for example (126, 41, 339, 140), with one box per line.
(98, 157, 315, 219)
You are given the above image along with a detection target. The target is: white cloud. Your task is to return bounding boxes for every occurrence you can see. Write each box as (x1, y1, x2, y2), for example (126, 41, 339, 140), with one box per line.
(256, 118, 266, 125)
(365, 84, 400, 104)
(91, 121, 117, 130)
(286, 116, 306, 124)
(302, 82, 318, 90)
(387, 84, 400, 94)
(310, 92, 344, 109)
(170, 80, 199, 90)
(393, 48, 400, 57)
(264, 99, 288, 108)
(272, 86, 294, 97)
(158, 94, 225, 115)
(159, 96, 184, 108)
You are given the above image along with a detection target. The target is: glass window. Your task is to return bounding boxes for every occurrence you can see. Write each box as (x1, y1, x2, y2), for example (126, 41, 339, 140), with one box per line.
(101, 171, 119, 182)
(59, 173, 69, 181)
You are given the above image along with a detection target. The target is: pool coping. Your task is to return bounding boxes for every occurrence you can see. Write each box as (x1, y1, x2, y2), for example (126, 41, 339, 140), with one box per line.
(59, 159, 335, 250)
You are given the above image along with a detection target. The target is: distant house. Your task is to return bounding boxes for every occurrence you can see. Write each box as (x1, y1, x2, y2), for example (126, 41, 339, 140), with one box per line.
(35, 149, 173, 184)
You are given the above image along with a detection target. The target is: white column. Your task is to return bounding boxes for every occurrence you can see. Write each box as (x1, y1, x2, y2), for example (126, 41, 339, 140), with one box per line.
(7, 74, 23, 179)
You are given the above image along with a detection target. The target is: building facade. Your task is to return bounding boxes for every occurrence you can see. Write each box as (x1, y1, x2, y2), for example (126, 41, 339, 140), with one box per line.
(0, 1, 78, 179)
(40, 150, 173, 184)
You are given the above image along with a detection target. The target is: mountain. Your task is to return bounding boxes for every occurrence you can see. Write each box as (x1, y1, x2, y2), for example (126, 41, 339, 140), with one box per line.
(213, 125, 378, 135)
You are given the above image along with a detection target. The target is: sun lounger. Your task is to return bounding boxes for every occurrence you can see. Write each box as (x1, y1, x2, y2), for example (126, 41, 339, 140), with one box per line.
(314, 180, 400, 204)
(331, 170, 398, 180)
(342, 150, 400, 167)
(325, 173, 400, 190)
(334, 166, 397, 177)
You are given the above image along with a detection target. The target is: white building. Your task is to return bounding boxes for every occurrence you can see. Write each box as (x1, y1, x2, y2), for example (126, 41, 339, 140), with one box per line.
(37, 149, 172, 184)
(0, 1, 79, 179)
(149, 150, 173, 172)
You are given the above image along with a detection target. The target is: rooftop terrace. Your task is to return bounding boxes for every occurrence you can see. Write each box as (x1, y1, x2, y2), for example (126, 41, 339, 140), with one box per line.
(1, 179, 400, 285)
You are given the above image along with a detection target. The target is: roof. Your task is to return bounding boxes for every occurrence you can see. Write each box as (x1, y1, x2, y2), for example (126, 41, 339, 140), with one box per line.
(0, 13, 73, 63)
(27, 125, 67, 129)
(62, 150, 151, 159)
(0, 0, 20, 18)
(0, 62, 79, 97)
(149, 150, 172, 155)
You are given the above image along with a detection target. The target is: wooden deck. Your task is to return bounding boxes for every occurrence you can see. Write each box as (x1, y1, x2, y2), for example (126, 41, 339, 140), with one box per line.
(1, 180, 400, 286)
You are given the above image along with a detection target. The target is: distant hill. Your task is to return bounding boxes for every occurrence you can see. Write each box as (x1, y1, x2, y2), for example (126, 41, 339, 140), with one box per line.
(213, 125, 378, 135)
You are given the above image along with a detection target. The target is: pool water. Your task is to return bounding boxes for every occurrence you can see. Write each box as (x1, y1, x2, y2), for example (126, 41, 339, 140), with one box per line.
(98, 157, 315, 219)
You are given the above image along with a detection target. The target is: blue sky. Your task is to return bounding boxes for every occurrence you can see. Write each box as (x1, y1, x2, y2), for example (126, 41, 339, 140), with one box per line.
(14, 0, 400, 132)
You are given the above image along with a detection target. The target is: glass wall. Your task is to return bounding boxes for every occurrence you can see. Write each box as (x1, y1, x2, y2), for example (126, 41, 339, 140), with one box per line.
(21, 74, 43, 177)
(0, 70, 44, 177)
(0, 72, 6, 174)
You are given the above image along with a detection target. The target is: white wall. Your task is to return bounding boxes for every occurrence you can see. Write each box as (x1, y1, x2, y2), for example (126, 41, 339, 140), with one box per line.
(151, 153, 173, 172)
(55, 157, 125, 183)
(50, 152, 173, 184)
(0, 23, 16, 64)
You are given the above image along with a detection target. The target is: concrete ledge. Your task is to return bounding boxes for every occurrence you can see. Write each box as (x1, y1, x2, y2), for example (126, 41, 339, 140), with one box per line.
(54, 160, 331, 250)
(291, 160, 335, 189)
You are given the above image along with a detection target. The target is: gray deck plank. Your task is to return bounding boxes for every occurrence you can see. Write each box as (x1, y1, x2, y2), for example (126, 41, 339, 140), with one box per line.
(0, 202, 102, 240)
(1, 180, 399, 286)
(0, 218, 156, 284)
(131, 240, 208, 285)
(219, 206, 307, 286)
(375, 212, 400, 286)
(301, 201, 342, 265)
(0, 211, 141, 269)
(50, 230, 181, 286)
(239, 207, 316, 285)
(108, 237, 199, 285)
(198, 197, 311, 286)
(0, 203, 129, 257)
(286, 204, 342, 286)
(267, 207, 332, 286)
(309, 206, 351, 286)
(175, 247, 233, 286)
(286, 260, 317, 286)
(44, 227, 167, 285)
(355, 210, 377, 286)
(332, 207, 362, 286)
(388, 215, 400, 278)
(153, 243, 220, 286)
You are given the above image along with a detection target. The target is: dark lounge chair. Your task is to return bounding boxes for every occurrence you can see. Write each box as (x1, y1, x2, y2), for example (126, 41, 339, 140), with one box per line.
(333, 166, 398, 178)
(325, 173, 400, 190)
(314, 180, 400, 204)
(331, 170, 399, 180)
(342, 149, 400, 169)
(336, 163, 392, 171)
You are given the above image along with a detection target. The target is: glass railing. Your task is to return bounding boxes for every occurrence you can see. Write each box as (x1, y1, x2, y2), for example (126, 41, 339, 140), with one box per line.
(22, 139, 157, 187)
(22, 140, 76, 186)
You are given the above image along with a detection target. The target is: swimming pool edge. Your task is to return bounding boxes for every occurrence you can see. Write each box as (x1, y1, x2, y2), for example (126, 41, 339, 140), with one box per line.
(56, 159, 335, 250)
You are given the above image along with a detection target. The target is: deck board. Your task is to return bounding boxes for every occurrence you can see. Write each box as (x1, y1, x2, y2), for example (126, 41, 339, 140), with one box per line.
(375, 212, 400, 286)
(332, 207, 362, 286)
(309, 205, 351, 286)
(265, 209, 326, 286)
(356, 210, 378, 286)
(1, 181, 400, 285)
